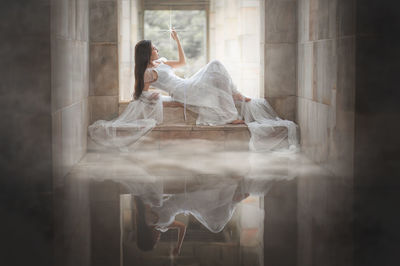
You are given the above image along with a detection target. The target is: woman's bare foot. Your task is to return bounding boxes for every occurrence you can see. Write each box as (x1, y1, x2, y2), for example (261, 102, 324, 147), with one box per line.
(230, 119, 245, 125)
(233, 93, 252, 102)
(233, 192, 250, 202)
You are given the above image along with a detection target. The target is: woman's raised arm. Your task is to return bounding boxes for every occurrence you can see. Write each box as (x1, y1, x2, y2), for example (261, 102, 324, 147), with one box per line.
(164, 28, 186, 68)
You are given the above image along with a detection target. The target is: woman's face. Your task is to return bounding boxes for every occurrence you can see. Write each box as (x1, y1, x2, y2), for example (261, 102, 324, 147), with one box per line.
(150, 44, 159, 61)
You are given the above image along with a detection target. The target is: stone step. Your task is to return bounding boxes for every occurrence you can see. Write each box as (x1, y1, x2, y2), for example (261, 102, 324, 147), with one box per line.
(87, 123, 289, 152)
(88, 123, 252, 152)
(87, 97, 289, 152)
(119, 96, 199, 125)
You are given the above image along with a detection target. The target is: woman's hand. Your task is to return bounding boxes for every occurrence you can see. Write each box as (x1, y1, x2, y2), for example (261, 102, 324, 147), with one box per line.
(149, 92, 160, 101)
(172, 246, 180, 256)
(170, 28, 179, 41)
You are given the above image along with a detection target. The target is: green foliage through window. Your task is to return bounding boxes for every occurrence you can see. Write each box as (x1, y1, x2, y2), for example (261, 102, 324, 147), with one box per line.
(144, 10, 207, 78)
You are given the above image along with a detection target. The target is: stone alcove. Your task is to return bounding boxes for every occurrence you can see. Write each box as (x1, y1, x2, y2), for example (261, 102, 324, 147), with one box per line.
(8, 0, 400, 266)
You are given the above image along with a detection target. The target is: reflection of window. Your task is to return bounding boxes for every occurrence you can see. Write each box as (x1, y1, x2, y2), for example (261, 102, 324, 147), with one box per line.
(144, 10, 207, 79)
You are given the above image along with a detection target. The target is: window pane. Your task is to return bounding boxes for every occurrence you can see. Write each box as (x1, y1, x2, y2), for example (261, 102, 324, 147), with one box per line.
(144, 10, 207, 78)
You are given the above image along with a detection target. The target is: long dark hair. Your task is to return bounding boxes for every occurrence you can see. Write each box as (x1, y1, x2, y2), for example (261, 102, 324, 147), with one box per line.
(134, 40, 153, 100)
(134, 196, 159, 251)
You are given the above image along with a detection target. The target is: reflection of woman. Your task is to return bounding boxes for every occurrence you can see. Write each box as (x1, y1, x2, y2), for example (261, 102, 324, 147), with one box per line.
(133, 180, 250, 256)
(134, 196, 186, 256)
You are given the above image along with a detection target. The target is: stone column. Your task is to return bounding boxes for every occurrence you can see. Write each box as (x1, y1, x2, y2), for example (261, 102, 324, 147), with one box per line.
(296, 0, 355, 177)
(89, 0, 119, 124)
(263, 0, 297, 121)
(296, 1, 356, 265)
(51, 0, 90, 187)
(118, 0, 143, 102)
(51, 0, 91, 265)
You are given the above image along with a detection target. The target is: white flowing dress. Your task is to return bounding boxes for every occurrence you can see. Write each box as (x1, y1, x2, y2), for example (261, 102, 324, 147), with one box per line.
(149, 58, 241, 125)
(88, 57, 299, 151)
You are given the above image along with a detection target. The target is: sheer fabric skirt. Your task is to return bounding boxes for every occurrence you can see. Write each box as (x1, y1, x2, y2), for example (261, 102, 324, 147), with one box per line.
(236, 98, 299, 152)
(169, 60, 298, 151)
(170, 60, 240, 125)
(88, 91, 163, 150)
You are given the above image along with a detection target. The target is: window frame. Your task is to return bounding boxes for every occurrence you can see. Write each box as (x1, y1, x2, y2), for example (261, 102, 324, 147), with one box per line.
(139, 2, 210, 63)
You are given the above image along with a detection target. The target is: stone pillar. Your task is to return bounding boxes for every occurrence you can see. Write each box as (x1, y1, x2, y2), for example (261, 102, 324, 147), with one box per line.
(118, 0, 143, 102)
(51, 0, 91, 265)
(51, 0, 90, 187)
(263, 0, 297, 121)
(89, 0, 119, 124)
(296, 0, 355, 177)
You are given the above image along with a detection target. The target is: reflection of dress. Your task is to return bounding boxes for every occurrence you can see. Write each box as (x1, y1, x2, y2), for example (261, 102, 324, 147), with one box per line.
(149, 182, 239, 233)
(144, 175, 290, 233)
(88, 57, 299, 151)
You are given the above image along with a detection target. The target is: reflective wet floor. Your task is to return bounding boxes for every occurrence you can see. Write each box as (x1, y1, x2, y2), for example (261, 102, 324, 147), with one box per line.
(55, 140, 352, 266)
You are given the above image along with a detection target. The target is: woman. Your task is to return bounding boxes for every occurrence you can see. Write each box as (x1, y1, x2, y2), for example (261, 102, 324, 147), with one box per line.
(89, 29, 298, 151)
(136, 29, 250, 126)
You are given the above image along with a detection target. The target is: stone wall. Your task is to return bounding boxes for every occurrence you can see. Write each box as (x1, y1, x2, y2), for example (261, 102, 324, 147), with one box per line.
(51, 1, 91, 266)
(353, 1, 400, 265)
(296, 0, 355, 178)
(295, 1, 355, 265)
(89, 0, 119, 124)
(263, 0, 297, 121)
(51, 0, 90, 187)
(0, 0, 53, 265)
(118, 0, 143, 101)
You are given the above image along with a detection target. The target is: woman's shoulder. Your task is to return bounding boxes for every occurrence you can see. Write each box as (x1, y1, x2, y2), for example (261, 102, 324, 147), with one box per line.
(145, 57, 167, 71)
(155, 57, 168, 63)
